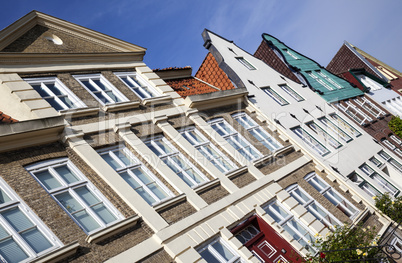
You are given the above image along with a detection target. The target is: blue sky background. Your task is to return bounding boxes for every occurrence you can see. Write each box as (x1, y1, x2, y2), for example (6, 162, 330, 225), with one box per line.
(0, 1, 401, 73)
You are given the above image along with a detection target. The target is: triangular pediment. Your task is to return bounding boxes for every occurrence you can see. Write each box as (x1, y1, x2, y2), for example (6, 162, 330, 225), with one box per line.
(0, 10, 146, 54)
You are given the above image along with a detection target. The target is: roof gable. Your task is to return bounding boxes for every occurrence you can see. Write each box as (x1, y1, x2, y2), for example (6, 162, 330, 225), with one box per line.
(0, 10, 146, 53)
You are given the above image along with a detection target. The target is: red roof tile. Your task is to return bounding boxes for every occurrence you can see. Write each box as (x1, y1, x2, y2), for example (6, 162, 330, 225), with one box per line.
(0, 111, 18, 124)
(165, 77, 218, 99)
(195, 53, 236, 91)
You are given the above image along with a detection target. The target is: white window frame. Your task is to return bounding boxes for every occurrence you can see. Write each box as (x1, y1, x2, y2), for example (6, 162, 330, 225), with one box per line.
(286, 184, 341, 228)
(197, 237, 245, 263)
(391, 237, 402, 254)
(279, 84, 304, 102)
(349, 172, 382, 198)
(335, 101, 373, 125)
(306, 71, 335, 91)
(390, 135, 402, 145)
(208, 118, 263, 161)
(232, 112, 283, 152)
(25, 77, 86, 111)
(359, 164, 399, 196)
(378, 150, 402, 173)
(74, 74, 128, 105)
(98, 146, 174, 206)
(263, 200, 316, 253)
(353, 97, 386, 118)
(369, 156, 382, 167)
(145, 135, 209, 188)
(292, 127, 330, 156)
(307, 121, 342, 149)
(26, 158, 123, 234)
(356, 74, 383, 91)
(316, 71, 343, 89)
(329, 114, 361, 137)
(114, 72, 160, 100)
(318, 117, 353, 143)
(383, 139, 396, 150)
(236, 57, 256, 70)
(0, 178, 61, 263)
(305, 173, 359, 219)
(179, 126, 237, 174)
(262, 87, 289, 106)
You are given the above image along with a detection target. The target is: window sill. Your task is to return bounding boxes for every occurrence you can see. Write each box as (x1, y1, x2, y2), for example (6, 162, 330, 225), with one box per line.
(142, 95, 172, 106)
(154, 193, 186, 212)
(226, 166, 248, 179)
(32, 242, 80, 263)
(102, 101, 140, 112)
(194, 178, 220, 194)
(59, 106, 99, 118)
(85, 215, 140, 244)
(253, 145, 294, 167)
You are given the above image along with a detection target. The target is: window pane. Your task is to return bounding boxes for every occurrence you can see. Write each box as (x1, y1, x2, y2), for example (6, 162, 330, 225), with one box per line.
(177, 172, 194, 187)
(73, 210, 100, 233)
(45, 98, 63, 111)
(132, 168, 153, 184)
(74, 186, 99, 206)
(20, 227, 52, 253)
(134, 186, 155, 205)
(81, 80, 96, 91)
(0, 237, 29, 263)
(105, 90, 120, 102)
(56, 192, 83, 213)
(147, 143, 163, 156)
(121, 171, 141, 188)
(155, 140, 173, 154)
(212, 241, 235, 261)
(34, 170, 62, 190)
(32, 84, 50, 97)
(101, 154, 121, 170)
(2, 208, 34, 232)
(115, 150, 134, 166)
(0, 189, 11, 204)
(54, 165, 79, 184)
(59, 96, 74, 108)
(46, 83, 62, 96)
(92, 203, 117, 224)
(200, 249, 220, 263)
(148, 182, 168, 200)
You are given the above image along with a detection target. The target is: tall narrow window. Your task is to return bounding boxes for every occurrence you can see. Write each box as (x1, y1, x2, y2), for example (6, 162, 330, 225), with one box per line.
(318, 117, 353, 143)
(349, 173, 381, 198)
(197, 238, 245, 263)
(25, 77, 86, 111)
(279, 84, 304, 101)
(262, 87, 289, 106)
(307, 122, 342, 149)
(209, 118, 262, 161)
(359, 164, 398, 196)
(27, 158, 123, 234)
(378, 150, 402, 173)
(305, 173, 359, 219)
(369, 156, 382, 167)
(232, 112, 283, 151)
(145, 136, 208, 188)
(236, 57, 256, 70)
(0, 179, 61, 263)
(114, 72, 160, 100)
(335, 101, 373, 125)
(98, 146, 174, 205)
(180, 127, 237, 174)
(74, 74, 128, 105)
(329, 114, 361, 137)
(353, 97, 386, 118)
(263, 200, 315, 253)
(287, 184, 341, 228)
(292, 127, 330, 156)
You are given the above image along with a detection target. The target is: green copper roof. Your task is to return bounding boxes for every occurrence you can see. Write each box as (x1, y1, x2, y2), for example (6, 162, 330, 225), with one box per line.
(262, 34, 363, 102)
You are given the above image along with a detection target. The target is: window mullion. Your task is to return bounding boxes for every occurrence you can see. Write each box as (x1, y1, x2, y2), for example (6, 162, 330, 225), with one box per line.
(128, 170, 160, 202)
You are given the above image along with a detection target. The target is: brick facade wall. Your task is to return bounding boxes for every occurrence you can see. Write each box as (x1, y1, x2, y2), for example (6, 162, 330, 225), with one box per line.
(230, 171, 256, 188)
(158, 200, 197, 225)
(199, 183, 230, 205)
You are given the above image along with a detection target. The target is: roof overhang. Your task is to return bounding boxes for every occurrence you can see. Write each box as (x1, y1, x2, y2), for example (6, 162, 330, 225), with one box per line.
(184, 87, 248, 110)
(0, 116, 65, 153)
(154, 67, 192, 80)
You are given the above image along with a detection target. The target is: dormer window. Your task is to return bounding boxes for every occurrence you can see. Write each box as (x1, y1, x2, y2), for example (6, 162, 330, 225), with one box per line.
(25, 77, 86, 111)
(114, 72, 160, 100)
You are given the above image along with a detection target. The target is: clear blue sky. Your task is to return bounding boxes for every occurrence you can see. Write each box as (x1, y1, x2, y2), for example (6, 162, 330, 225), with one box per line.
(1, 0, 401, 73)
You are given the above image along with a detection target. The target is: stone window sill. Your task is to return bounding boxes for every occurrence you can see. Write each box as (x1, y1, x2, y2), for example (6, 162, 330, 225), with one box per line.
(103, 101, 140, 112)
(142, 95, 172, 106)
(194, 178, 220, 194)
(253, 145, 294, 167)
(226, 166, 248, 179)
(59, 107, 99, 118)
(154, 193, 186, 212)
(32, 242, 80, 263)
(85, 215, 140, 244)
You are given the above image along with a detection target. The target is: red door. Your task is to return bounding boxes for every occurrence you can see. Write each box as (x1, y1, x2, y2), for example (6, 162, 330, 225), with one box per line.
(231, 215, 304, 263)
